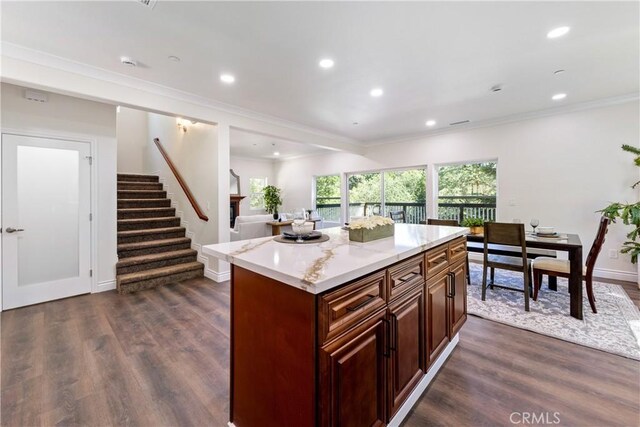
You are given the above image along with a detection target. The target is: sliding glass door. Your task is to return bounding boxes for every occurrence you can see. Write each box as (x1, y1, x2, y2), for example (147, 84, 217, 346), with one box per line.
(346, 168, 426, 224)
(314, 174, 342, 226)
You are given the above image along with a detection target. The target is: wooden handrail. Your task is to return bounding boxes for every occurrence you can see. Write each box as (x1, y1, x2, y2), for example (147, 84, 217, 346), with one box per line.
(153, 138, 209, 221)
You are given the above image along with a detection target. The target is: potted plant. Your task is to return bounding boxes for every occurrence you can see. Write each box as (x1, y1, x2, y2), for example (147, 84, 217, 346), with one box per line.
(599, 144, 640, 264)
(263, 185, 283, 219)
(462, 217, 484, 235)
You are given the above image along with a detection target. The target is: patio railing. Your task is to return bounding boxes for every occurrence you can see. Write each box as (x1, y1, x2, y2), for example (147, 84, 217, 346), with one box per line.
(315, 195, 496, 225)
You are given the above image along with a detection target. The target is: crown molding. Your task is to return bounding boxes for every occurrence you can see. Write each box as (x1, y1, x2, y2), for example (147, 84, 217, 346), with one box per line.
(364, 92, 640, 147)
(0, 42, 363, 149)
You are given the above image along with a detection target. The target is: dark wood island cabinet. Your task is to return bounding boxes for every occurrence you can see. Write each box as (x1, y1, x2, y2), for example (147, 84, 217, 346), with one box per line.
(204, 225, 468, 427)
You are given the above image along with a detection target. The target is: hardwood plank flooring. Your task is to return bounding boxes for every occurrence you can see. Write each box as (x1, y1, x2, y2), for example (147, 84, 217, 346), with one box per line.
(2, 278, 638, 426)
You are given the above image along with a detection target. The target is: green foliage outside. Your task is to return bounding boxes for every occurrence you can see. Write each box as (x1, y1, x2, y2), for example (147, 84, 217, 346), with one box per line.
(438, 162, 497, 202)
(249, 177, 267, 210)
(315, 175, 341, 203)
(347, 170, 426, 204)
(599, 145, 640, 263)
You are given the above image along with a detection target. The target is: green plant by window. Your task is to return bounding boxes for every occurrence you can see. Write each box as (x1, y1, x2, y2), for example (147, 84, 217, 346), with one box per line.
(461, 217, 484, 227)
(263, 185, 283, 214)
(599, 144, 640, 263)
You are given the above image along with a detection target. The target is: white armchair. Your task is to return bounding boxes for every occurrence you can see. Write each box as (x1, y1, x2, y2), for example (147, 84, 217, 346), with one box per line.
(230, 214, 274, 242)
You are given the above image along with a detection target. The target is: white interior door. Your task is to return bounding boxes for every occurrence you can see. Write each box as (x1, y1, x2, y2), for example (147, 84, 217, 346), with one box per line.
(2, 133, 92, 310)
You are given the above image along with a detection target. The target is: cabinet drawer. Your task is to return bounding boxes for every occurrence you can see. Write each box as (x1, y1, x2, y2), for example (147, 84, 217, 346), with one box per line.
(448, 237, 467, 263)
(425, 244, 449, 279)
(319, 270, 387, 345)
(387, 254, 425, 301)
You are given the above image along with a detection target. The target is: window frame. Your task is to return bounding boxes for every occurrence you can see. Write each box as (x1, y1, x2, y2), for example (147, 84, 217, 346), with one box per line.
(248, 177, 268, 211)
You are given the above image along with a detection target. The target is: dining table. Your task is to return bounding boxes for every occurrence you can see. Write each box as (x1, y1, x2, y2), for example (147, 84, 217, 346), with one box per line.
(466, 232, 584, 320)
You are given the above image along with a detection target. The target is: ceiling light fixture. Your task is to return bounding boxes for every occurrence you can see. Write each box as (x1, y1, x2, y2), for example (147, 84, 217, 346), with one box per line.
(120, 56, 137, 67)
(370, 88, 384, 97)
(490, 84, 503, 92)
(319, 58, 334, 69)
(553, 69, 565, 75)
(547, 26, 570, 39)
(552, 93, 567, 101)
(425, 120, 436, 127)
(168, 55, 181, 62)
(220, 74, 235, 84)
(273, 151, 280, 156)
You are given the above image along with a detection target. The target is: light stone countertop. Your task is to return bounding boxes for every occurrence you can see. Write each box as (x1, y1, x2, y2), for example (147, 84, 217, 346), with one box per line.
(202, 224, 469, 294)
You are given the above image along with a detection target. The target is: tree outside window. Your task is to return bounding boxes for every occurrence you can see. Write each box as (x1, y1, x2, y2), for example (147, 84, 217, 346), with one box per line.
(249, 177, 268, 210)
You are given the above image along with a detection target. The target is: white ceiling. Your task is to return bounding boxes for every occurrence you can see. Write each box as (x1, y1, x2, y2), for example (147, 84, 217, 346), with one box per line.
(2, 1, 638, 143)
(230, 128, 328, 160)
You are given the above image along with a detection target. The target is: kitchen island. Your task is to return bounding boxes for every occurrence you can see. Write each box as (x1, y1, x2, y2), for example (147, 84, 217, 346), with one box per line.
(203, 224, 468, 427)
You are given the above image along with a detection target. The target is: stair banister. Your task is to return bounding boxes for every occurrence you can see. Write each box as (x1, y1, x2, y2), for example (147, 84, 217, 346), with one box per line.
(153, 138, 209, 222)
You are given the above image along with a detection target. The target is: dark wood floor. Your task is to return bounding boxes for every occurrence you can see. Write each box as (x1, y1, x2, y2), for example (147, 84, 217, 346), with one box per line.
(2, 277, 638, 426)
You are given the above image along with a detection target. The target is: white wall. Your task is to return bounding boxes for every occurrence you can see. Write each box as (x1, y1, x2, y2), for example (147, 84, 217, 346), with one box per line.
(275, 101, 640, 279)
(1, 82, 118, 293)
(230, 156, 275, 216)
(116, 106, 149, 174)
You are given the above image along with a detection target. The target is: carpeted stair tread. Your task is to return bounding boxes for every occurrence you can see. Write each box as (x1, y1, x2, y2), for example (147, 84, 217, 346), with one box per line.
(117, 262, 203, 285)
(118, 207, 176, 219)
(118, 190, 167, 199)
(117, 217, 181, 231)
(117, 181, 164, 190)
(117, 173, 159, 183)
(118, 198, 172, 208)
(118, 226, 185, 238)
(116, 249, 198, 267)
(118, 237, 192, 252)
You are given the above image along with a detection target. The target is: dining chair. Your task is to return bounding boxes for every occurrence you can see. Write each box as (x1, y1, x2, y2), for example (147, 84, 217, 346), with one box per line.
(389, 210, 406, 223)
(426, 218, 459, 226)
(482, 222, 532, 311)
(532, 216, 610, 313)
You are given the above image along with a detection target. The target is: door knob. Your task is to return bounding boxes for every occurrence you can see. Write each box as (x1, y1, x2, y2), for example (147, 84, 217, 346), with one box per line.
(5, 227, 24, 233)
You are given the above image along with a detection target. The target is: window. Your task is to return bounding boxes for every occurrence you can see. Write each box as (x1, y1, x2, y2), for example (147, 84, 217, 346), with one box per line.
(314, 175, 342, 224)
(249, 177, 268, 210)
(347, 167, 427, 224)
(437, 161, 497, 224)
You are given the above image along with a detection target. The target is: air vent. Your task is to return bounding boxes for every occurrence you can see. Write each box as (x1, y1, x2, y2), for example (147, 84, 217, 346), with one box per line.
(24, 90, 48, 103)
(449, 120, 470, 126)
(135, 0, 157, 9)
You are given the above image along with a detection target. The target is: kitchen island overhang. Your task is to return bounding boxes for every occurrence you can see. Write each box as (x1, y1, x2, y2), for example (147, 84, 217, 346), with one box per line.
(203, 224, 469, 427)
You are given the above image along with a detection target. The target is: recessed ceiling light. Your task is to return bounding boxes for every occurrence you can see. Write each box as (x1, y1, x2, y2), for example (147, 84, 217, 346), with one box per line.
(273, 151, 280, 156)
(319, 58, 334, 69)
(352, 122, 359, 125)
(168, 55, 181, 62)
(547, 26, 570, 39)
(552, 93, 567, 101)
(554, 69, 565, 75)
(370, 88, 384, 97)
(120, 56, 137, 67)
(425, 120, 436, 127)
(490, 84, 503, 93)
(220, 74, 235, 84)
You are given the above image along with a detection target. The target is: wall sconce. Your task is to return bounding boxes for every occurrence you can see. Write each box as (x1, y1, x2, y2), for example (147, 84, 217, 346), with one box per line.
(176, 117, 197, 133)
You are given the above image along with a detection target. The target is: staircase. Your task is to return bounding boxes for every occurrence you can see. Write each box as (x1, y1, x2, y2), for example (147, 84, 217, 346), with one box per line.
(116, 173, 204, 294)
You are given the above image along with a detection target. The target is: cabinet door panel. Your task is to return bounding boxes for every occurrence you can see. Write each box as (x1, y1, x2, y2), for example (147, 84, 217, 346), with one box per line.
(426, 270, 450, 367)
(320, 311, 387, 427)
(388, 287, 425, 418)
(450, 260, 467, 336)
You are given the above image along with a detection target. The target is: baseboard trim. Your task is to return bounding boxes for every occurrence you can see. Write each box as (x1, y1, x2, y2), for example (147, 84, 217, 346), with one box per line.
(593, 267, 638, 283)
(95, 279, 116, 293)
(204, 267, 230, 283)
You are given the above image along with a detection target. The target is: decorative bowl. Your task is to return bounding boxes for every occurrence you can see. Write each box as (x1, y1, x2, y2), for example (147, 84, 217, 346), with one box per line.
(537, 226, 555, 235)
(292, 222, 314, 235)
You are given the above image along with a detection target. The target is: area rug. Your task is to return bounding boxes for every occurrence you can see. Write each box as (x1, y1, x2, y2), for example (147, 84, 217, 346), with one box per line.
(467, 263, 640, 360)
